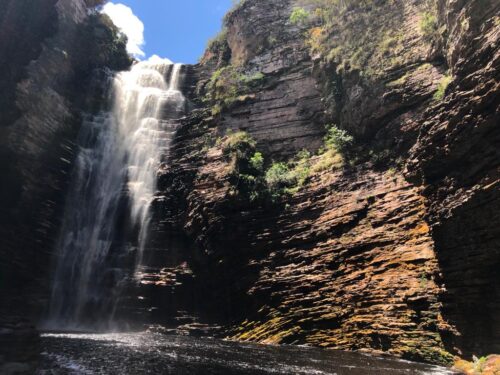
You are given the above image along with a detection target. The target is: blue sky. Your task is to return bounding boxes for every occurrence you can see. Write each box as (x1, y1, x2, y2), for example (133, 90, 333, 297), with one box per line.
(102, 0, 233, 64)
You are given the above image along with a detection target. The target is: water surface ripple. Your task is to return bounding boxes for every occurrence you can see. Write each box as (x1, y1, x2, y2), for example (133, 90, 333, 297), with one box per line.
(38, 332, 457, 375)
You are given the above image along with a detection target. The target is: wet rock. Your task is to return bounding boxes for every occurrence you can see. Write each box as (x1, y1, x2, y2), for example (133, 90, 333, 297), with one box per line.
(0, 319, 39, 374)
(0, 0, 130, 326)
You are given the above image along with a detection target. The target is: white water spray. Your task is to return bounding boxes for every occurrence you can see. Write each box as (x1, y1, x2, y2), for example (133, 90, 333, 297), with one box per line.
(46, 57, 185, 329)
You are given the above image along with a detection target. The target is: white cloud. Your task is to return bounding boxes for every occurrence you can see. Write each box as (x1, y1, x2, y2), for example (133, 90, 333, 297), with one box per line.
(101, 2, 145, 58)
(148, 55, 173, 65)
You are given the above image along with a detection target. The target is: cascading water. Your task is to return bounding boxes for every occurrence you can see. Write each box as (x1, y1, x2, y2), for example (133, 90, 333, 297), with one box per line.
(46, 56, 186, 330)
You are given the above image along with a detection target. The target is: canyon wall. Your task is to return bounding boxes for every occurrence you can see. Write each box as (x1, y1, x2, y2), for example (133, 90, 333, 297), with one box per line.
(144, 0, 499, 365)
(0, 0, 497, 370)
(0, 0, 129, 371)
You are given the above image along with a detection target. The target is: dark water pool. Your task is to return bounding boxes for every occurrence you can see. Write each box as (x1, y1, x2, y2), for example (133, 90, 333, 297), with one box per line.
(37, 331, 457, 374)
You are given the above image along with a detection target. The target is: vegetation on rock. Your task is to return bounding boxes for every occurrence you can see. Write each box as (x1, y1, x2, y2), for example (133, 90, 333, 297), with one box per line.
(322, 125, 354, 154)
(218, 124, 354, 202)
(309, 125, 351, 173)
(453, 355, 500, 375)
(433, 75, 452, 101)
(419, 11, 439, 41)
(289, 7, 311, 26)
(205, 66, 265, 115)
(265, 162, 294, 196)
(206, 28, 228, 54)
(265, 150, 312, 198)
(220, 131, 267, 202)
(293, 0, 440, 77)
(72, 13, 131, 80)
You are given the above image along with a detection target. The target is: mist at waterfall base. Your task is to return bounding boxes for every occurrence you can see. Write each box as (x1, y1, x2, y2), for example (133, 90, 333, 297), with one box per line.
(37, 332, 455, 375)
(44, 56, 186, 331)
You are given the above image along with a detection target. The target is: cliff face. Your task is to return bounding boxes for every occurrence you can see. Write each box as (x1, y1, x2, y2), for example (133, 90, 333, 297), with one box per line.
(407, 0, 500, 357)
(0, 0, 497, 369)
(0, 0, 129, 311)
(0, 0, 129, 371)
(145, 0, 499, 365)
(0, 0, 83, 318)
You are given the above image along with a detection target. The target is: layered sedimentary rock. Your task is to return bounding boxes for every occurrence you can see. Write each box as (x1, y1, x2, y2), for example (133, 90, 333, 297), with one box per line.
(0, 0, 129, 371)
(407, 0, 500, 357)
(0, 0, 88, 314)
(219, 0, 326, 157)
(0, 0, 129, 312)
(145, 0, 499, 365)
(0, 0, 497, 369)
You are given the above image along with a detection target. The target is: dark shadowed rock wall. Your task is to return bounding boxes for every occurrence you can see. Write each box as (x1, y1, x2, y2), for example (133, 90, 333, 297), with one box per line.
(407, 0, 500, 357)
(0, 0, 130, 371)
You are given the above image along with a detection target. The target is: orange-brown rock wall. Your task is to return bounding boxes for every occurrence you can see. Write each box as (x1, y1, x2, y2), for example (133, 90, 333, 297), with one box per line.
(150, 0, 500, 365)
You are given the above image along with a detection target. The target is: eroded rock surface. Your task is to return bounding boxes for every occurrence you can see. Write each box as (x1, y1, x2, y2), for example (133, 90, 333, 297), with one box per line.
(0, 0, 498, 369)
(144, 0, 499, 365)
(0, 0, 129, 370)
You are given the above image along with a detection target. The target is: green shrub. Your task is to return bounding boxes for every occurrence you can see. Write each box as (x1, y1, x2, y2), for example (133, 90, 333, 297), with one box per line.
(433, 75, 452, 101)
(290, 7, 310, 25)
(324, 125, 354, 152)
(289, 150, 311, 189)
(222, 131, 256, 157)
(264, 150, 313, 198)
(206, 66, 241, 105)
(307, 125, 353, 173)
(205, 66, 265, 114)
(217, 126, 355, 203)
(250, 152, 264, 172)
(265, 162, 293, 200)
(311, 149, 344, 173)
(420, 12, 439, 41)
(220, 134, 309, 202)
(237, 173, 263, 202)
(220, 131, 268, 201)
(206, 28, 228, 52)
(265, 163, 293, 189)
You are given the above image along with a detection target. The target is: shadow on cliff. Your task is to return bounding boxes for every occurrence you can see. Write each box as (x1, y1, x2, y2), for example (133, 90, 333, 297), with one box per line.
(431, 185, 500, 358)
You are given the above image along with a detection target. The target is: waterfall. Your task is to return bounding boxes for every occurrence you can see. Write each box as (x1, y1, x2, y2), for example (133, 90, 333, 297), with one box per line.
(46, 57, 186, 330)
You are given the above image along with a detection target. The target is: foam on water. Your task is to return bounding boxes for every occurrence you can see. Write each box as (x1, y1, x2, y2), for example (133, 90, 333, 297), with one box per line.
(38, 332, 457, 375)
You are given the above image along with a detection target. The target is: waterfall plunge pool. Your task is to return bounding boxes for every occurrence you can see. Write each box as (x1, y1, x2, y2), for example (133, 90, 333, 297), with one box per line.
(37, 331, 457, 374)
(36, 54, 457, 375)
